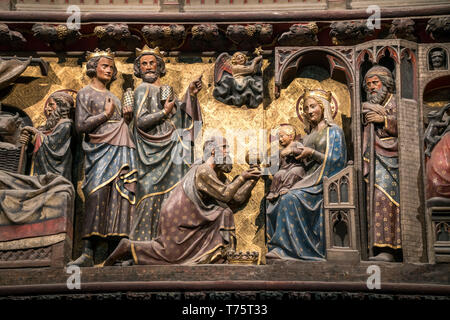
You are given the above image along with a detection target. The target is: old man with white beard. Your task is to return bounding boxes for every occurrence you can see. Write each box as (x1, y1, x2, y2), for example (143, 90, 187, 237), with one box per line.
(362, 65, 402, 262)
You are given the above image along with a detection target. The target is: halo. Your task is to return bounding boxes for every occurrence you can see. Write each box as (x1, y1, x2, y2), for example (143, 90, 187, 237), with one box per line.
(296, 91, 339, 123)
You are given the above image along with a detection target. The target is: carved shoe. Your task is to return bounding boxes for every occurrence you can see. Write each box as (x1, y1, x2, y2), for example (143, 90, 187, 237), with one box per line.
(67, 253, 94, 267)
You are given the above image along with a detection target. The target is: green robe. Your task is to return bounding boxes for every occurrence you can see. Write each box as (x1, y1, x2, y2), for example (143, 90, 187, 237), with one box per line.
(131, 82, 202, 241)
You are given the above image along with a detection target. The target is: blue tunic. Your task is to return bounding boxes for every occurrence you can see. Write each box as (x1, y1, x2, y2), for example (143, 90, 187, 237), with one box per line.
(266, 125, 347, 260)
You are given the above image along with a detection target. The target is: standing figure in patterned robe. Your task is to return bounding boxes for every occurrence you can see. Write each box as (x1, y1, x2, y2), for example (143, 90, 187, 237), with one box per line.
(130, 45, 202, 241)
(362, 65, 402, 262)
(68, 49, 137, 267)
(21, 91, 74, 181)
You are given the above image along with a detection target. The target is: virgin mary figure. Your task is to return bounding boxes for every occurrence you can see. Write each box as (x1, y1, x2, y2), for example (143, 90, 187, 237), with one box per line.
(266, 89, 347, 261)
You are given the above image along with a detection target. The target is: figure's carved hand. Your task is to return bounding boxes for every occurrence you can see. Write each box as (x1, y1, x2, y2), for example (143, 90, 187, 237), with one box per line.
(122, 104, 133, 124)
(280, 146, 292, 158)
(22, 126, 38, 136)
(104, 97, 115, 119)
(189, 74, 203, 97)
(362, 102, 387, 116)
(365, 111, 385, 124)
(254, 55, 263, 63)
(295, 147, 314, 160)
(241, 167, 261, 180)
(164, 98, 176, 115)
(19, 130, 31, 145)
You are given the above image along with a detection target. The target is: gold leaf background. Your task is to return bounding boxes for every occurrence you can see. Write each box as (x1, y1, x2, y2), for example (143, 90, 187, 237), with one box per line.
(2, 56, 352, 264)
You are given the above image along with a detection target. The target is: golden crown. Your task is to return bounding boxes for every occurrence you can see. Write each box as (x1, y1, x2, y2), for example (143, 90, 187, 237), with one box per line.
(136, 45, 163, 58)
(226, 250, 259, 265)
(86, 48, 115, 61)
(303, 89, 332, 103)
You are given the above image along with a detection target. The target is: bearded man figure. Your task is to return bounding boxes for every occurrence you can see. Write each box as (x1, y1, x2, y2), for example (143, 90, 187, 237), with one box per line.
(21, 91, 74, 180)
(362, 65, 402, 262)
(130, 45, 202, 242)
(102, 136, 260, 266)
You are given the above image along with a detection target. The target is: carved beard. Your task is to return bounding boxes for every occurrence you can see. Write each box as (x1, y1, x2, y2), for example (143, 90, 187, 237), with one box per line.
(142, 70, 159, 84)
(215, 154, 233, 173)
(43, 111, 60, 131)
(367, 85, 388, 105)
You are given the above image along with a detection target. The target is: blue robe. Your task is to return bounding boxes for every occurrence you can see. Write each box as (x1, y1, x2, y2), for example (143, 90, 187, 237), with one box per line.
(266, 125, 347, 260)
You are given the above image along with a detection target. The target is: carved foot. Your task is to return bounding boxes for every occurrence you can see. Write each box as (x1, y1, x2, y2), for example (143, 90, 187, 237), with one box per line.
(67, 253, 94, 267)
(369, 252, 394, 262)
(265, 251, 281, 259)
(102, 238, 132, 266)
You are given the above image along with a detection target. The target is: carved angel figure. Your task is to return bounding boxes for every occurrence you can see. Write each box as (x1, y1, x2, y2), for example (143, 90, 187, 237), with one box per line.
(213, 51, 263, 108)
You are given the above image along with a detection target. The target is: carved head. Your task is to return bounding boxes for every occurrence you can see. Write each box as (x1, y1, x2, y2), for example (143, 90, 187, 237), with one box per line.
(86, 55, 117, 83)
(42, 92, 74, 131)
(301, 89, 335, 133)
(203, 136, 232, 173)
(278, 124, 296, 147)
(430, 50, 445, 69)
(134, 53, 166, 82)
(231, 52, 247, 66)
(0, 112, 22, 145)
(363, 66, 395, 104)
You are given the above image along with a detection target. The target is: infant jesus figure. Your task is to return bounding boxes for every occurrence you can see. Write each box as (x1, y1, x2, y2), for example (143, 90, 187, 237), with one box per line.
(266, 124, 306, 202)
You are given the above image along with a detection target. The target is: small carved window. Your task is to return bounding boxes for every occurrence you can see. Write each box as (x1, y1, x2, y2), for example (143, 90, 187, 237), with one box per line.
(329, 182, 338, 204)
(339, 175, 349, 203)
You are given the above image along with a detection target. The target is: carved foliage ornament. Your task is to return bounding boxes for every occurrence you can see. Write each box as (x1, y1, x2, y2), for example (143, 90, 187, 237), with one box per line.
(387, 19, 416, 42)
(226, 24, 273, 50)
(278, 23, 319, 46)
(191, 24, 227, 51)
(32, 23, 81, 50)
(141, 25, 186, 51)
(329, 21, 374, 45)
(0, 24, 26, 49)
(426, 17, 450, 42)
(94, 24, 141, 51)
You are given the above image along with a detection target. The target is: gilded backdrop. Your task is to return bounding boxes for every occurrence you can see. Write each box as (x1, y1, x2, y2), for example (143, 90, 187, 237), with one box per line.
(3, 56, 351, 264)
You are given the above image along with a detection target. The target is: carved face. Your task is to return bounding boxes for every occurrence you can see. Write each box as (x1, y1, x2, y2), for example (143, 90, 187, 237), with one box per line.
(213, 141, 233, 173)
(232, 53, 247, 65)
(140, 54, 159, 83)
(304, 97, 324, 125)
(365, 75, 388, 104)
(279, 129, 294, 147)
(365, 75, 382, 94)
(96, 57, 115, 83)
(44, 98, 57, 119)
(431, 52, 444, 68)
